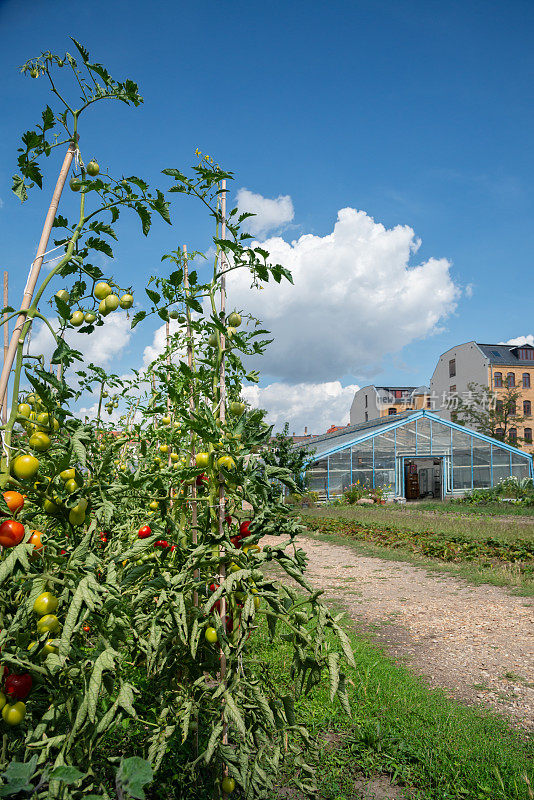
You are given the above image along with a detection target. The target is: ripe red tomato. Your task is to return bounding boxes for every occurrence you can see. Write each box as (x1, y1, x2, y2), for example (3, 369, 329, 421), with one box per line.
(224, 515, 233, 526)
(154, 539, 169, 548)
(0, 520, 25, 548)
(239, 521, 251, 536)
(196, 473, 208, 487)
(3, 491, 24, 514)
(138, 525, 152, 539)
(27, 530, 44, 551)
(4, 673, 32, 700)
(83, 624, 91, 633)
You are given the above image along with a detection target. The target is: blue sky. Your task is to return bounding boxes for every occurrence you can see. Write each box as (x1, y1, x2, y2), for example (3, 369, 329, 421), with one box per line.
(1, 0, 533, 431)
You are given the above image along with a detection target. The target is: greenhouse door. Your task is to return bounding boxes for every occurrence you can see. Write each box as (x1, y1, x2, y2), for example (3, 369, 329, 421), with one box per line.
(400, 457, 444, 500)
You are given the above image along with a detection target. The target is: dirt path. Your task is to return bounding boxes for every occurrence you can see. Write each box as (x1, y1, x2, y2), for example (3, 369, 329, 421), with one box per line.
(262, 534, 534, 731)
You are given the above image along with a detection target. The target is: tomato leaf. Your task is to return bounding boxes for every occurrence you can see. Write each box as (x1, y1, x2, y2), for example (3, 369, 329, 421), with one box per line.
(116, 757, 153, 800)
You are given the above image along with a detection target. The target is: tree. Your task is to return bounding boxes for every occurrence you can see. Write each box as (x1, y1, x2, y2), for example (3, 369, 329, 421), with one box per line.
(263, 423, 313, 491)
(451, 381, 526, 446)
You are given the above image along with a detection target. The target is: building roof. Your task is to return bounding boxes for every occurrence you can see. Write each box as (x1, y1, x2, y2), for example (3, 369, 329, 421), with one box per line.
(294, 409, 418, 452)
(375, 386, 417, 392)
(477, 343, 534, 367)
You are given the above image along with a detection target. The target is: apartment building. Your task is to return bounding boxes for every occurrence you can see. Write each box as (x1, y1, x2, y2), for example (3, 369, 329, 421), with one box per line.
(350, 385, 431, 425)
(430, 341, 534, 452)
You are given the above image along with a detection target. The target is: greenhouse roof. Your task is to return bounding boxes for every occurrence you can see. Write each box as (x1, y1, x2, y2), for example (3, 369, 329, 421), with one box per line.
(295, 410, 533, 465)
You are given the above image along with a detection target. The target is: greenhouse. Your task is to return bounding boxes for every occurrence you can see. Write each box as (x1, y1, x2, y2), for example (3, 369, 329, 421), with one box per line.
(297, 410, 533, 501)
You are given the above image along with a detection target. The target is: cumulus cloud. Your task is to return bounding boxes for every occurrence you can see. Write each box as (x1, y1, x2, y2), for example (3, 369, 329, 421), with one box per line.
(236, 188, 294, 237)
(503, 335, 534, 347)
(142, 319, 188, 367)
(227, 208, 460, 383)
(29, 312, 133, 367)
(242, 380, 359, 434)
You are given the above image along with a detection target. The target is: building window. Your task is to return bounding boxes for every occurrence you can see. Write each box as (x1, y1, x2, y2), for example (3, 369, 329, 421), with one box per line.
(509, 428, 517, 444)
(495, 428, 505, 440)
(524, 400, 532, 416)
(426, 397, 431, 408)
(508, 401, 516, 415)
(394, 390, 403, 399)
(388, 408, 397, 416)
(449, 385, 456, 393)
(518, 348, 534, 360)
(495, 400, 504, 413)
(525, 428, 533, 444)
(449, 358, 456, 377)
(494, 372, 502, 388)
(364, 411, 368, 422)
(507, 372, 515, 388)
(365, 394, 368, 408)
(523, 373, 531, 389)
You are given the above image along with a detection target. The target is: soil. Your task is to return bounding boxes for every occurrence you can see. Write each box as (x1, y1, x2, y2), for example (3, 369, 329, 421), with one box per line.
(262, 534, 534, 732)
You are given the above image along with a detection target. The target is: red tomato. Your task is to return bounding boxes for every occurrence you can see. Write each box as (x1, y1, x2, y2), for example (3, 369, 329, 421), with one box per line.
(195, 473, 208, 487)
(27, 530, 44, 550)
(154, 539, 169, 548)
(83, 624, 91, 633)
(224, 515, 233, 526)
(0, 520, 25, 548)
(4, 673, 32, 700)
(138, 525, 152, 539)
(230, 536, 242, 549)
(239, 520, 251, 536)
(3, 491, 24, 514)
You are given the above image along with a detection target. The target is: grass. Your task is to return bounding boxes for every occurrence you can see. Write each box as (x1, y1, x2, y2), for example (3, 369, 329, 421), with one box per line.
(392, 500, 534, 518)
(252, 615, 534, 800)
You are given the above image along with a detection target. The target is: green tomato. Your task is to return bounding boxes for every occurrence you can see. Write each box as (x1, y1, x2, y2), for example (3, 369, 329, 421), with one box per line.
(159, 444, 169, 454)
(226, 326, 237, 339)
(208, 333, 218, 347)
(161, 416, 171, 425)
(218, 456, 236, 471)
(12, 454, 39, 480)
(149, 500, 159, 510)
(2, 701, 26, 726)
(43, 498, 60, 514)
(195, 452, 210, 469)
(104, 294, 120, 312)
(70, 310, 84, 327)
(69, 177, 82, 191)
(94, 282, 112, 300)
(59, 468, 76, 482)
(69, 507, 86, 526)
(221, 777, 236, 794)
(86, 159, 100, 176)
(64, 479, 79, 494)
(84, 312, 96, 324)
(29, 432, 51, 452)
(168, 309, 179, 319)
(55, 289, 70, 303)
(204, 627, 218, 644)
(33, 592, 58, 615)
(119, 293, 134, 309)
(227, 312, 241, 328)
(18, 403, 31, 419)
(37, 614, 61, 635)
(229, 401, 246, 417)
(0, 692, 5, 711)
(98, 299, 110, 317)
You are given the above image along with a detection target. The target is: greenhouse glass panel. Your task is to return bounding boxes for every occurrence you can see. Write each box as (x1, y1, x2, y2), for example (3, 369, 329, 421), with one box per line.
(472, 441, 491, 488)
(306, 458, 328, 496)
(492, 445, 511, 485)
(416, 418, 432, 454)
(373, 432, 395, 469)
(430, 419, 452, 454)
(395, 421, 417, 454)
(453, 429, 472, 489)
(511, 452, 531, 481)
(352, 439, 373, 488)
(375, 469, 394, 491)
(328, 449, 351, 496)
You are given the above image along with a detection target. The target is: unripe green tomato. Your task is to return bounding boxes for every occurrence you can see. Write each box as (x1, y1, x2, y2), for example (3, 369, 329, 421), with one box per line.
(104, 294, 120, 312)
(33, 591, 58, 615)
(221, 777, 236, 794)
(0, 692, 6, 711)
(218, 455, 236, 470)
(2, 701, 26, 726)
(18, 403, 31, 418)
(84, 312, 96, 324)
(94, 282, 112, 300)
(13, 454, 39, 480)
(29, 432, 51, 452)
(170, 453, 179, 462)
(195, 452, 210, 469)
(102, 390, 108, 398)
(161, 416, 171, 425)
(42, 640, 59, 655)
(64, 479, 79, 494)
(43, 498, 60, 514)
(149, 500, 159, 510)
(119, 293, 134, 309)
(159, 444, 169, 454)
(69, 507, 85, 526)
(37, 614, 61, 635)
(173, 462, 180, 470)
(227, 312, 241, 328)
(153, 457, 162, 466)
(69, 177, 82, 191)
(74, 497, 88, 513)
(229, 401, 246, 417)
(36, 412, 59, 431)
(70, 310, 84, 327)
(55, 289, 70, 303)
(204, 627, 218, 644)
(86, 159, 99, 176)
(226, 326, 237, 339)
(59, 468, 76, 482)
(113, 401, 118, 408)
(98, 299, 110, 317)
(168, 309, 179, 319)
(208, 333, 218, 347)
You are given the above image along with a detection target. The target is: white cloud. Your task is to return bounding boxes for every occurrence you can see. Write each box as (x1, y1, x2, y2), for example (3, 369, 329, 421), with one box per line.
(142, 319, 188, 367)
(242, 380, 359, 434)
(29, 312, 133, 367)
(228, 207, 460, 382)
(236, 188, 294, 237)
(504, 335, 534, 347)
(465, 283, 474, 298)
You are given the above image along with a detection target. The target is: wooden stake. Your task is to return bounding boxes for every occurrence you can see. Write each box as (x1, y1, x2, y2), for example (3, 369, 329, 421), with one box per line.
(0, 141, 77, 412)
(2, 271, 8, 425)
(184, 245, 198, 556)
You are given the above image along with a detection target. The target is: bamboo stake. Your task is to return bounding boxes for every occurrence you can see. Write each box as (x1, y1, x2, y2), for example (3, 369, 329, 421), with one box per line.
(0, 141, 77, 412)
(2, 272, 8, 425)
(184, 245, 198, 567)
(165, 320, 173, 507)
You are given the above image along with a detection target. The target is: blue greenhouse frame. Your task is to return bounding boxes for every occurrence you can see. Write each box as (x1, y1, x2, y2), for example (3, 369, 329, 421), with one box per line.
(297, 410, 533, 501)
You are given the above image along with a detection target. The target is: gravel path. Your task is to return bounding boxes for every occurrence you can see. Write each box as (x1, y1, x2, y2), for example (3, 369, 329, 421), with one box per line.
(262, 534, 534, 731)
